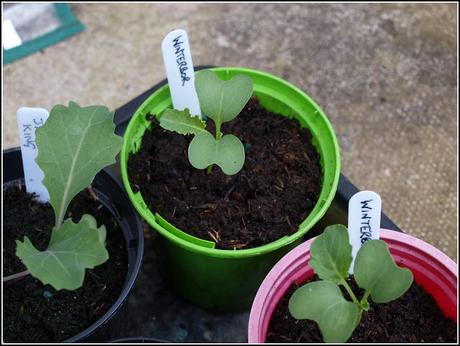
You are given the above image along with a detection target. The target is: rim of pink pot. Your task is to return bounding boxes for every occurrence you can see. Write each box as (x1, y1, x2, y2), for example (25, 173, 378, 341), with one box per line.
(248, 228, 458, 343)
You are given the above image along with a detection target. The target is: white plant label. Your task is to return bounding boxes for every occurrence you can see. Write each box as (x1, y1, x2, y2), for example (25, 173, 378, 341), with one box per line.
(2, 19, 22, 49)
(161, 29, 201, 118)
(16, 107, 50, 202)
(348, 190, 382, 274)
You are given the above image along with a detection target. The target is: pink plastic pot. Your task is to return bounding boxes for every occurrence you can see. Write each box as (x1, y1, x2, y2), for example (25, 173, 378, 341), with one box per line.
(248, 229, 458, 343)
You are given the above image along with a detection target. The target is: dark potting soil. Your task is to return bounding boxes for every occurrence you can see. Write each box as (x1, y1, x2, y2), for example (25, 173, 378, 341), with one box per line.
(128, 98, 322, 249)
(3, 181, 128, 343)
(266, 276, 458, 343)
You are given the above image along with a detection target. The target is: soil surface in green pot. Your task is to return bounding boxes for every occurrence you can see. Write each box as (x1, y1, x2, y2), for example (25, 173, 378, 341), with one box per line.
(3, 181, 128, 342)
(266, 275, 457, 343)
(128, 98, 322, 250)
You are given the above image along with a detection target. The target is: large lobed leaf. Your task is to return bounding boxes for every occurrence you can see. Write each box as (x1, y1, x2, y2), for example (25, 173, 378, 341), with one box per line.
(309, 224, 352, 284)
(188, 131, 245, 175)
(195, 70, 253, 129)
(35, 102, 123, 227)
(289, 280, 361, 343)
(159, 108, 206, 135)
(354, 240, 413, 303)
(16, 214, 109, 290)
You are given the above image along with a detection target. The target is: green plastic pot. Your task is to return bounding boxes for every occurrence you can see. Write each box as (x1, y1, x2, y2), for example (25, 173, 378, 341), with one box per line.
(120, 67, 340, 312)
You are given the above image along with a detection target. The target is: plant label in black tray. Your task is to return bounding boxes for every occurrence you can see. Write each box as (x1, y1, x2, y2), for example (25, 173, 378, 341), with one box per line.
(4, 102, 123, 291)
(161, 29, 201, 117)
(348, 190, 382, 274)
(16, 106, 50, 202)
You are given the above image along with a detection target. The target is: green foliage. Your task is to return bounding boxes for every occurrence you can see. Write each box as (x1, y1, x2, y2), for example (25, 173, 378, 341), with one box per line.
(354, 240, 413, 303)
(309, 224, 352, 284)
(159, 69, 253, 175)
(159, 108, 206, 135)
(36, 102, 123, 227)
(188, 132, 245, 175)
(288, 225, 413, 342)
(11, 102, 122, 290)
(16, 215, 109, 290)
(195, 70, 253, 136)
(289, 281, 360, 343)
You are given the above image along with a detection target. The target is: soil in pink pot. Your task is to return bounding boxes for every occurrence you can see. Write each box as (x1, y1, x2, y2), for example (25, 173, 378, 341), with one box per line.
(266, 276, 457, 343)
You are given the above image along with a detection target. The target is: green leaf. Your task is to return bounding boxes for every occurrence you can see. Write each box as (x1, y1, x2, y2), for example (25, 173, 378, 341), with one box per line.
(159, 108, 206, 135)
(188, 131, 245, 175)
(195, 70, 253, 128)
(289, 281, 360, 342)
(81, 214, 106, 244)
(309, 224, 352, 284)
(16, 214, 109, 290)
(354, 240, 413, 303)
(35, 102, 123, 227)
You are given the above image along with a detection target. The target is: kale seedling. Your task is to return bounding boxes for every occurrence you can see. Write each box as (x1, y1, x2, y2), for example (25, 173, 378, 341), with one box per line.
(3, 102, 123, 290)
(288, 225, 414, 342)
(159, 69, 253, 175)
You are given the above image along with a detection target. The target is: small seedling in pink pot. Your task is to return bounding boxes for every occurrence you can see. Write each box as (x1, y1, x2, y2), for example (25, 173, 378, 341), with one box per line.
(288, 224, 413, 342)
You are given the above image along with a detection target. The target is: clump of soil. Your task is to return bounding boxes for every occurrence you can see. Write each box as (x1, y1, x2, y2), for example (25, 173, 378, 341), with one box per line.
(128, 98, 322, 249)
(3, 181, 128, 342)
(266, 276, 457, 343)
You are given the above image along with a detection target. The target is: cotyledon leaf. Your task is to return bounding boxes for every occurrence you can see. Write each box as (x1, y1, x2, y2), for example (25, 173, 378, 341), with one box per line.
(188, 131, 245, 175)
(16, 214, 109, 290)
(354, 239, 413, 303)
(159, 108, 206, 135)
(35, 102, 123, 227)
(195, 70, 253, 127)
(289, 280, 361, 343)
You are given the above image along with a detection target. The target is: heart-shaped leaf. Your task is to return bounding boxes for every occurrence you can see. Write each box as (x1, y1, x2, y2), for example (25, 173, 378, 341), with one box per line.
(35, 102, 122, 227)
(195, 70, 253, 128)
(309, 224, 352, 284)
(354, 239, 413, 303)
(289, 280, 361, 343)
(159, 108, 206, 135)
(188, 131, 245, 175)
(16, 214, 109, 290)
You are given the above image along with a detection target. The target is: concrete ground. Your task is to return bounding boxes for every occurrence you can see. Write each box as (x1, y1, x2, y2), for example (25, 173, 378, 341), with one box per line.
(3, 3, 457, 260)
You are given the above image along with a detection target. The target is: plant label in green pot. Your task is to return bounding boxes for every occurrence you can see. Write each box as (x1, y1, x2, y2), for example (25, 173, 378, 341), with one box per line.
(121, 66, 341, 312)
(3, 102, 144, 342)
(161, 29, 201, 117)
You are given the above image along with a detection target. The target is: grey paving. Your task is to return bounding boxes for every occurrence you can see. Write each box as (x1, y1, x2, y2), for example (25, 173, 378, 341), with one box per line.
(3, 3, 457, 262)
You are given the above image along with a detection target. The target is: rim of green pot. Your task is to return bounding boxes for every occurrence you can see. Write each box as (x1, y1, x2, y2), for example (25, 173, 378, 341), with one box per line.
(120, 67, 340, 259)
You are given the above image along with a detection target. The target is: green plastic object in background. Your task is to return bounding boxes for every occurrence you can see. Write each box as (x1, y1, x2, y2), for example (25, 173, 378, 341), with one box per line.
(3, 3, 85, 64)
(120, 67, 341, 312)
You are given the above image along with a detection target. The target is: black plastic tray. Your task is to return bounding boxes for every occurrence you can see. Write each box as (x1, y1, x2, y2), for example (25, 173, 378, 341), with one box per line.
(108, 69, 402, 342)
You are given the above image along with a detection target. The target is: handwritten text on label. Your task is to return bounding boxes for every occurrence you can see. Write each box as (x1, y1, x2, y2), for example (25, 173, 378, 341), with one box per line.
(161, 29, 201, 118)
(348, 191, 382, 274)
(17, 107, 50, 202)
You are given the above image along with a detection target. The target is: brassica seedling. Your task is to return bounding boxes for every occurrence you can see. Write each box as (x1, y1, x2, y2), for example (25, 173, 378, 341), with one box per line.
(3, 102, 123, 290)
(159, 69, 253, 175)
(288, 225, 413, 342)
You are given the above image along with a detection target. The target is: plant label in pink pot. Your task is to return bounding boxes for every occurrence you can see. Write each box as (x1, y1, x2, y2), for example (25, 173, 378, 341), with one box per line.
(348, 190, 381, 274)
